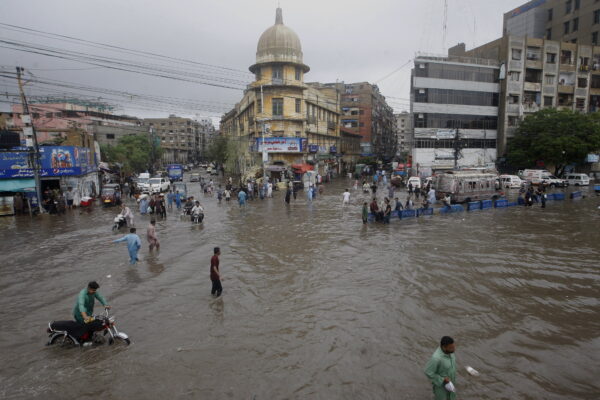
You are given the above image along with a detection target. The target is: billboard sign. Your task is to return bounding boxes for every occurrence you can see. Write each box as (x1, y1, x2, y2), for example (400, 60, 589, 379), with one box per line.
(256, 137, 304, 153)
(0, 146, 96, 179)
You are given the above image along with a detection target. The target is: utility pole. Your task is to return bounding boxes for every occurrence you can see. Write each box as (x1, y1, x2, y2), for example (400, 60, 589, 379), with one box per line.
(16, 66, 44, 213)
(260, 85, 267, 182)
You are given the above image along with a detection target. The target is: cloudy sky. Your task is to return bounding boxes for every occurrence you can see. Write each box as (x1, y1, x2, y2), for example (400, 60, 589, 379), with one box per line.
(0, 0, 526, 124)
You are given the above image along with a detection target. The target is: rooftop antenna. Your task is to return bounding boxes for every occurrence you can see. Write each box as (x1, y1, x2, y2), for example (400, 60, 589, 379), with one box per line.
(442, 0, 448, 52)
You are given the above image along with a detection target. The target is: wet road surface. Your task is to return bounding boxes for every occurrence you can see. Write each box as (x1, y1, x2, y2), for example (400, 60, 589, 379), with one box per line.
(0, 174, 599, 399)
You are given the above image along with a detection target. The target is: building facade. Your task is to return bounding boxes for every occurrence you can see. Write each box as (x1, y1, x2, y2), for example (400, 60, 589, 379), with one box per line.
(410, 54, 500, 174)
(394, 111, 413, 159)
(220, 8, 361, 176)
(142, 115, 214, 164)
(504, 0, 600, 46)
(459, 36, 600, 156)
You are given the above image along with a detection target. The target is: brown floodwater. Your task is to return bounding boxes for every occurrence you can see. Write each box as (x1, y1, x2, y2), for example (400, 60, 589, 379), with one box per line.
(0, 174, 599, 400)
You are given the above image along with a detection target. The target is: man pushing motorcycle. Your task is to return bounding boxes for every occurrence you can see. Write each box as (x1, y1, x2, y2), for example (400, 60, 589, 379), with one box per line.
(73, 281, 110, 324)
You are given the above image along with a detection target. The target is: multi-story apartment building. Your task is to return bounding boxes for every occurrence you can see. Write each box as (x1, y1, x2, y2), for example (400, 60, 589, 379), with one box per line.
(410, 54, 500, 173)
(504, 0, 600, 46)
(394, 111, 413, 159)
(142, 115, 213, 164)
(457, 36, 600, 155)
(220, 8, 361, 176)
(323, 82, 397, 160)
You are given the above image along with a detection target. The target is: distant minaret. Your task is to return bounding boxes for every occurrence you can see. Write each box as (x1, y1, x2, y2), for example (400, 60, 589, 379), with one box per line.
(275, 7, 283, 25)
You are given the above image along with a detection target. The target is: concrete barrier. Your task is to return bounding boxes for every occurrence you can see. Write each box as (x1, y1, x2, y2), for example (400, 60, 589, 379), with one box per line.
(570, 191, 582, 199)
(481, 200, 493, 209)
(494, 199, 508, 208)
(400, 209, 416, 219)
(467, 201, 481, 211)
(417, 208, 433, 217)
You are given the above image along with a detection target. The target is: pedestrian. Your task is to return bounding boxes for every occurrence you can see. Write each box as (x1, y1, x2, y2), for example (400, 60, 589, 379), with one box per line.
(394, 197, 403, 213)
(217, 185, 223, 203)
(292, 185, 297, 200)
(428, 187, 436, 206)
(175, 190, 182, 210)
(541, 188, 547, 208)
(370, 197, 382, 222)
(388, 184, 394, 199)
(65, 186, 74, 210)
(307, 185, 313, 202)
(342, 188, 351, 205)
(408, 182, 413, 195)
(259, 183, 265, 200)
(442, 194, 452, 208)
(424, 336, 457, 400)
(371, 182, 377, 195)
(362, 202, 369, 224)
(113, 227, 142, 265)
(353, 179, 358, 190)
(139, 195, 149, 215)
(285, 188, 291, 204)
(13, 193, 24, 215)
(238, 189, 247, 207)
(119, 203, 134, 227)
(210, 247, 223, 297)
(146, 219, 160, 252)
(224, 188, 231, 202)
(167, 190, 174, 210)
(383, 197, 392, 224)
(267, 182, 273, 198)
(157, 195, 166, 218)
(415, 186, 421, 199)
(247, 181, 254, 201)
(405, 197, 414, 210)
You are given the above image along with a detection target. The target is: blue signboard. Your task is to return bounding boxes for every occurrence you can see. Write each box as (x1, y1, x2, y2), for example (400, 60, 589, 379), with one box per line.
(329, 146, 337, 154)
(308, 144, 318, 153)
(0, 146, 96, 179)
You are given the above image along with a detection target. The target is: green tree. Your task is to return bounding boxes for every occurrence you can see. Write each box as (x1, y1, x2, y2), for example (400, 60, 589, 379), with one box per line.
(206, 136, 229, 165)
(506, 109, 600, 176)
(100, 135, 161, 174)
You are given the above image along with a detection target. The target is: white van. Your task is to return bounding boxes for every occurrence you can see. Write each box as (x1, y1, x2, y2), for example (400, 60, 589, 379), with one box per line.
(521, 169, 566, 187)
(566, 173, 590, 186)
(407, 176, 422, 189)
(499, 174, 524, 189)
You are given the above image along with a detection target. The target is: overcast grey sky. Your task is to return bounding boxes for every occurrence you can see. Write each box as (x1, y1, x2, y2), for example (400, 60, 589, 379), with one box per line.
(0, 0, 526, 123)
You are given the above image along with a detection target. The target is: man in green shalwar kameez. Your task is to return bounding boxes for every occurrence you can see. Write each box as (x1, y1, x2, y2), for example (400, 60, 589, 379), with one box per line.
(424, 336, 457, 400)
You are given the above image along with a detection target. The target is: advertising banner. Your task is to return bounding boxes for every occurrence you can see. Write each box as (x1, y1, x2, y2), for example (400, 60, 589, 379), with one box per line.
(256, 137, 303, 153)
(0, 146, 96, 179)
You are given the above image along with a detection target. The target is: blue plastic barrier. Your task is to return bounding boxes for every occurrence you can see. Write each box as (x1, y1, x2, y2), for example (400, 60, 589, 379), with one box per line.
(391, 210, 400, 218)
(368, 212, 376, 222)
(417, 208, 433, 217)
(481, 200, 493, 209)
(507, 201, 518, 207)
(570, 191, 582, 199)
(468, 201, 481, 211)
(553, 193, 565, 200)
(594, 185, 600, 193)
(400, 209, 416, 219)
(494, 199, 508, 208)
(439, 204, 465, 214)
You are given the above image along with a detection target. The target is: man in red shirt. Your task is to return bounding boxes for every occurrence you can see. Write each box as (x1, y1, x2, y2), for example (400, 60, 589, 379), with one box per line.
(210, 247, 222, 297)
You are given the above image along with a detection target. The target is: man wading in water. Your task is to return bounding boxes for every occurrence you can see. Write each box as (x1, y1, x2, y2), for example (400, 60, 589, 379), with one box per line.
(424, 336, 457, 400)
(210, 247, 223, 297)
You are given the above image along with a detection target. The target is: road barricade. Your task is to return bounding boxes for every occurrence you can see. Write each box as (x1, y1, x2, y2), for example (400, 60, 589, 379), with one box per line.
(481, 200, 493, 209)
(570, 191, 582, 199)
(417, 208, 433, 217)
(467, 201, 481, 211)
(400, 209, 416, 219)
(494, 199, 508, 208)
(552, 193, 565, 200)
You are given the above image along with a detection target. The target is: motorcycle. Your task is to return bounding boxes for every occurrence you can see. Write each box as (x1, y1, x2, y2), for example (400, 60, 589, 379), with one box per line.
(192, 212, 204, 224)
(112, 215, 126, 231)
(46, 308, 130, 347)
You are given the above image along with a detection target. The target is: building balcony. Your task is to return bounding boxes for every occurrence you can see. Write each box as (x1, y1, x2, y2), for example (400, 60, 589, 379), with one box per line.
(525, 59, 543, 69)
(522, 103, 540, 113)
(247, 79, 307, 90)
(523, 82, 541, 91)
(506, 103, 520, 114)
(559, 64, 576, 72)
(558, 85, 575, 94)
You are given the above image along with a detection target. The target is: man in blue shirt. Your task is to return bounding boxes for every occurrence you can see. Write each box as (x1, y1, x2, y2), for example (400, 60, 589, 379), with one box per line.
(238, 189, 247, 207)
(113, 228, 142, 265)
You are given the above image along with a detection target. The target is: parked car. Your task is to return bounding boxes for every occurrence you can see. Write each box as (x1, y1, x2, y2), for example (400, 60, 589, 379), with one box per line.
(206, 166, 213, 174)
(566, 173, 590, 186)
(172, 182, 187, 198)
(521, 169, 567, 187)
(189, 173, 200, 182)
(407, 176, 422, 189)
(148, 178, 170, 193)
(499, 174, 524, 189)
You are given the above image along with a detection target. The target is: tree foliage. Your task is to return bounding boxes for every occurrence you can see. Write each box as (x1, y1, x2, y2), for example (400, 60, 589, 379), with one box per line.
(100, 135, 161, 174)
(506, 109, 600, 176)
(206, 136, 229, 166)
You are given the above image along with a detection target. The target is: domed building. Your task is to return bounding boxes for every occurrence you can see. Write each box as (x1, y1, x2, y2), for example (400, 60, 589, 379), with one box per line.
(220, 8, 354, 179)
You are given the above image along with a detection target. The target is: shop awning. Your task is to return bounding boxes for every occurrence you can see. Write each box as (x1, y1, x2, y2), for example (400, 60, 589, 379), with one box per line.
(291, 163, 314, 174)
(0, 178, 35, 192)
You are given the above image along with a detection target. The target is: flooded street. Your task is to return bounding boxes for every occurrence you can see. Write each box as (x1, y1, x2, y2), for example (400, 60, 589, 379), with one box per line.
(1, 175, 599, 400)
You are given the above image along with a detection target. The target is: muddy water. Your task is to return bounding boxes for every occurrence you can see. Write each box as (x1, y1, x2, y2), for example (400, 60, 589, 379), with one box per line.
(0, 175, 598, 400)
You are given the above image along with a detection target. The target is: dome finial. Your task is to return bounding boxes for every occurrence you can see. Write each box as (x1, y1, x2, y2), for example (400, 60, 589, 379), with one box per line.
(275, 7, 283, 25)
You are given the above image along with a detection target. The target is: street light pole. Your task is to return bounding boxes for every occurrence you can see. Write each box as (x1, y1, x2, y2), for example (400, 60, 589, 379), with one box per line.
(16, 66, 44, 213)
(260, 85, 267, 182)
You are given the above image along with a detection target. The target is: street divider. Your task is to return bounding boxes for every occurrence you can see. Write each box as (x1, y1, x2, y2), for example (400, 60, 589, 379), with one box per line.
(417, 208, 433, 217)
(494, 199, 508, 208)
(468, 201, 481, 211)
(570, 191, 582, 199)
(481, 200, 493, 209)
(400, 209, 416, 219)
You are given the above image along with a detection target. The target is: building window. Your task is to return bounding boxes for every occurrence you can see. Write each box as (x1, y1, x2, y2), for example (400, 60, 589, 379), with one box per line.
(546, 52, 557, 63)
(575, 0, 580, 10)
(359, 122, 365, 127)
(548, 8, 553, 21)
(573, 17, 579, 32)
(544, 96, 553, 107)
(508, 116, 519, 127)
(564, 21, 570, 34)
(257, 98, 262, 113)
(526, 47, 541, 60)
(566, 0, 572, 14)
(546, 28, 552, 40)
(508, 94, 520, 104)
(295, 131, 301, 137)
(295, 67, 301, 80)
(545, 75, 555, 85)
(578, 77, 588, 88)
(512, 48, 522, 60)
(272, 98, 283, 116)
(272, 66, 283, 79)
(106, 134, 115, 139)
(295, 98, 301, 113)
(561, 50, 572, 64)
(576, 98, 585, 110)
(510, 71, 521, 81)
